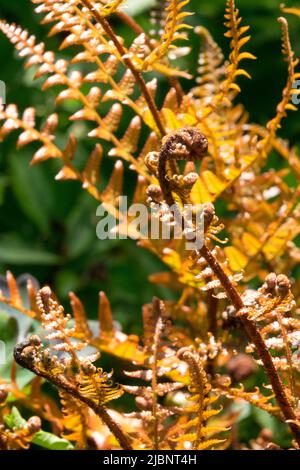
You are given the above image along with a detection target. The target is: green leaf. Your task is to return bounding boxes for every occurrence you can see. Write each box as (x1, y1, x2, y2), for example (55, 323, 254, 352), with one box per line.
(232, 401, 252, 422)
(0, 176, 8, 205)
(0, 235, 61, 265)
(252, 406, 278, 434)
(32, 431, 74, 450)
(0, 309, 18, 342)
(65, 193, 96, 259)
(4, 406, 27, 429)
(0, 310, 35, 389)
(9, 152, 55, 234)
(5, 407, 74, 450)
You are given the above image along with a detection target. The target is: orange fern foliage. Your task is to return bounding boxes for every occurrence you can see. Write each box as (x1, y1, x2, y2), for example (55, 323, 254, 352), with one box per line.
(0, 0, 300, 451)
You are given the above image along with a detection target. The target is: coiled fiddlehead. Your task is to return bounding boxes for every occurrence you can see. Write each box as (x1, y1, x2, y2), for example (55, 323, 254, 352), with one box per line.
(158, 127, 208, 206)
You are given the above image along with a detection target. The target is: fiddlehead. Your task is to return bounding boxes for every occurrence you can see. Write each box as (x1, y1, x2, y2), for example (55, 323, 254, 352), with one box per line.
(157, 127, 208, 206)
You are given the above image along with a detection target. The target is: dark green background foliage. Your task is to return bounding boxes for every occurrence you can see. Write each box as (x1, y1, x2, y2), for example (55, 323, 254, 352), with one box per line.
(0, 0, 299, 445)
(0, 0, 299, 331)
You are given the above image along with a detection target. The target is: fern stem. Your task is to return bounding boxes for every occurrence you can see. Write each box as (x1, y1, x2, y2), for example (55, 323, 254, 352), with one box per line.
(13, 342, 133, 450)
(151, 297, 164, 450)
(276, 309, 296, 403)
(177, 348, 206, 450)
(96, 406, 133, 450)
(206, 292, 218, 378)
(80, 0, 166, 137)
(200, 244, 300, 446)
(38, 287, 81, 371)
(116, 10, 184, 104)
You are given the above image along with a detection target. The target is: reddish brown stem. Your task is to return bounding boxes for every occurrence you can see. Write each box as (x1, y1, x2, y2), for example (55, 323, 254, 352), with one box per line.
(207, 292, 218, 336)
(14, 342, 133, 450)
(81, 0, 166, 137)
(151, 297, 163, 450)
(116, 11, 185, 104)
(206, 292, 218, 378)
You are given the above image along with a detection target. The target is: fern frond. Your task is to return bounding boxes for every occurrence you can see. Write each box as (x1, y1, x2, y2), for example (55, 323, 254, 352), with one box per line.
(243, 274, 300, 408)
(84, 0, 128, 18)
(192, 26, 225, 100)
(0, 271, 39, 319)
(176, 348, 227, 450)
(281, 6, 300, 19)
(0, 19, 158, 173)
(142, 0, 193, 70)
(59, 391, 88, 449)
(0, 103, 62, 164)
(78, 362, 123, 405)
(2, 0, 300, 451)
(13, 288, 132, 449)
(36, 286, 86, 366)
(215, 378, 279, 416)
(199, 0, 255, 119)
(257, 17, 300, 157)
(123, 298, 183, 450)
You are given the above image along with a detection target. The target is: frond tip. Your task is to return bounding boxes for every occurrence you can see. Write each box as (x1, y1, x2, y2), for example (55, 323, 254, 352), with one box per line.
(258, 17, 300, 154)
(85, 0, 128, 18)
(223, 0, 256, 90)
(281, 6, 300, 19)
(142, 0, 193, 70)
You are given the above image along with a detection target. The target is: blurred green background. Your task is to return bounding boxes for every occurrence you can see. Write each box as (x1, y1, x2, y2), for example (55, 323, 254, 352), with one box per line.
(0, 0, 299, 335)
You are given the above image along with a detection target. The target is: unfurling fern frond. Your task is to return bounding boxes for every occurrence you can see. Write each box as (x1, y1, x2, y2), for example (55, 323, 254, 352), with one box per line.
(0, 415, 41, 450)
(13, 288, 132, 449)
(176, 348, 227, 450)
(36, 286, 87, 367)
(244, 274, 300, 407)
(2, 0, 300, 452)
(36, 287, 123, 407)
(123, 298, 183, 450)
(78, 361, 123, 405)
